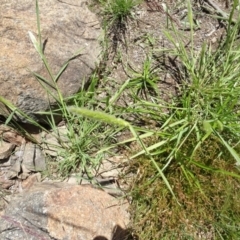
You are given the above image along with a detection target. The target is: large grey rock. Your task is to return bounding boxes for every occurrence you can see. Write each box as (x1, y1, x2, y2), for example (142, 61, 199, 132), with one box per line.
(0, 183, 130, 240)
(0, 0, 101, 122)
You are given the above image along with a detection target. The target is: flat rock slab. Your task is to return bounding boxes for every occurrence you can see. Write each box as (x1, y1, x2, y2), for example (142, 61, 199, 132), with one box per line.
(6, 142, 46, 179)
(0, 141, 15, 160)
(0, 0, 101, 122)
(0, 183, 130, 240)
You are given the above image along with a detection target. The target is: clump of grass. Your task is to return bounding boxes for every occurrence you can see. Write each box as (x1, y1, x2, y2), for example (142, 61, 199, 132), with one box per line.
(126, 54, 160, 99)
(98, 0, 142, 53)
(29, 2, 121, 179)
(123, 0, 240, 238)
(101, 0, 141, 22)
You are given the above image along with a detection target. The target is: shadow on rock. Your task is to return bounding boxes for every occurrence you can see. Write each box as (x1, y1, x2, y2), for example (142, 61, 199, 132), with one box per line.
(94, 224, 138, 240)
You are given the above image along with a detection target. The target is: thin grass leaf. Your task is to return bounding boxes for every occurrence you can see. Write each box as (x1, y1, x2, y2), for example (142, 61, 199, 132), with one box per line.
(97, 131, 154, 154)
(31, 71, 56, 90)
(191, 159, 240, 178)
(5, 111, 16, 125)
(215, 131, 240, 166)
(109, 79, 130, 106)
(186, 0, 194, 46)
(128, 125, 179, 204)
(0, 96, 46, 143)
(54, 61, 70, 83)
(35, 0, 42, 51)
(0, 96, 18, 112)
(130, 140, 168, 159)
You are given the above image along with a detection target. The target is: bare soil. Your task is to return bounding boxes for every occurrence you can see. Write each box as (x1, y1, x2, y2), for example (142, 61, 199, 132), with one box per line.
(95, 0, 230, 108)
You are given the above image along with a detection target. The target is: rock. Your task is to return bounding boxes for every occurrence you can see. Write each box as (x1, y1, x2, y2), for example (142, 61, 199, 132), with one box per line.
(21, 173, 41, 190)
(0, 0, 101, 122)
(7, 143, 46, 179)
(0, 157, 13, 167)
(0, 124, 25, 146)
(96, 155, 127, 178)
(65, 174, 125, 197)
(0, 141, 15, 160)
(0, 183, 130, 240)
(22, 143, 46, 172)
(0, 170, 15, 189)
(41, 125, 70, 157)
(7, 159, 21, 179)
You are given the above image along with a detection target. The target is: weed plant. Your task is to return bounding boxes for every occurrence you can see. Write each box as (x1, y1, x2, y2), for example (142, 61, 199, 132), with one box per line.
(98, 0, 142, 53)
(126, 55, 160, 98)
(29, 2, 121, 179)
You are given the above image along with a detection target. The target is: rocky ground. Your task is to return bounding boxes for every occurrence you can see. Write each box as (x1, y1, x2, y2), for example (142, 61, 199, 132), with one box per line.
(0, 0, 238, 239)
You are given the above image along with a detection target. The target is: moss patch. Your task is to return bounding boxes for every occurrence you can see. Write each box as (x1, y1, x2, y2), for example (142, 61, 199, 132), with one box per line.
(129, 137, 240, 239)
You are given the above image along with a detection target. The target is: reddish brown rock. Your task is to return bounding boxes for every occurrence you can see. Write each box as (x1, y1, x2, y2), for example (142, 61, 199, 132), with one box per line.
(0, 141, 15, 160)
(0, 171, 15, 189)
(0, 125, 25, 146)
(0, 183, 130, 240)
(21, 173, 41, 190)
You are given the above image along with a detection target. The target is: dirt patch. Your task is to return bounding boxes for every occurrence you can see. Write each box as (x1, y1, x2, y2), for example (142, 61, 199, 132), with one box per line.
(94, 0, 230, 109)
